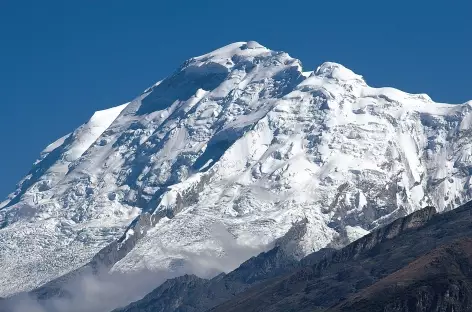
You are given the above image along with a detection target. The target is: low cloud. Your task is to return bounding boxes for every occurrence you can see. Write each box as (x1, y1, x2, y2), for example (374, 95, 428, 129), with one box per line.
(1, 222, 266, 312)
(3, 268, 174, 312)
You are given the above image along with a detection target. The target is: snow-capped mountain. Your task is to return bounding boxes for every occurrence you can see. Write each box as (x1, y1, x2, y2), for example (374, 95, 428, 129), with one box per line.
(1, 41, 472, 299)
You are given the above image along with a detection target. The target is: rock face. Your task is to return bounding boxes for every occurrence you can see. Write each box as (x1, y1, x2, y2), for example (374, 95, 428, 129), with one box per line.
(322, 206, 436, 264)
(208, 200, 472, 312)
(1, 41, 472, 303)
(327, 238, 472, 312)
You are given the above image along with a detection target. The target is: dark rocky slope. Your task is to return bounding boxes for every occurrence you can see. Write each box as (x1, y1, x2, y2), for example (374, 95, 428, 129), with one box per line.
(327, 237, 472, 312)
(209, 202, 472, 312)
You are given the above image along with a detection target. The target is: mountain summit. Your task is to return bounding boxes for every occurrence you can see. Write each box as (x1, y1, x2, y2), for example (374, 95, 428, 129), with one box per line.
(1, 41, 472, 299)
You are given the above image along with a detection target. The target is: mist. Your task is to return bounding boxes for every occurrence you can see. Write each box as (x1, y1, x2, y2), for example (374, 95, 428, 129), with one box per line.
(1, 222, 266, 312)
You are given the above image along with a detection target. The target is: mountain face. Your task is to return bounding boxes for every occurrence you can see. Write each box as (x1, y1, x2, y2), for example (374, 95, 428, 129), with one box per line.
(110, 206, 436, 312)
(1, 41, 472, 303)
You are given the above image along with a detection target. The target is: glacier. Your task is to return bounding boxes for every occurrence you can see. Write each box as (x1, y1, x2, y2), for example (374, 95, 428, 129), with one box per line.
(1, 41, 472, 300)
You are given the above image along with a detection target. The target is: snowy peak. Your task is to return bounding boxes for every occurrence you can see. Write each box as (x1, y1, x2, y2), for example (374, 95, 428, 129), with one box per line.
(191, 41, 271, 67)
(137, 41, 301, 117)
(195, 41, 267, 57)
(1, 42, 472, 307)
(314, 61, 365, 83)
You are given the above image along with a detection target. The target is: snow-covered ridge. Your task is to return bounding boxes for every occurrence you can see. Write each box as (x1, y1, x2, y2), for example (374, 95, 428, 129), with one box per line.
(1, 41, 471, 299)
(1, 103, 128, 210)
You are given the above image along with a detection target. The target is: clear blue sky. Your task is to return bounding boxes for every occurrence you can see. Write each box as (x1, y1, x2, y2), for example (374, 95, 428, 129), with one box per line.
(0, 0, 470, 198)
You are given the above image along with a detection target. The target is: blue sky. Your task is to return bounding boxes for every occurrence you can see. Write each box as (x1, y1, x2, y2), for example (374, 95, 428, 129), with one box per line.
(0, 0, 470, 198)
